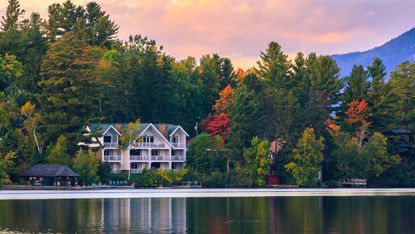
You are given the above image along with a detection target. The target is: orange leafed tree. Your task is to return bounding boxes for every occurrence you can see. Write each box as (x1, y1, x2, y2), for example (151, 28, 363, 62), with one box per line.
(212, 84, 235, 114)
(325, 119, 340, 137)
(345, 99, 372, 149)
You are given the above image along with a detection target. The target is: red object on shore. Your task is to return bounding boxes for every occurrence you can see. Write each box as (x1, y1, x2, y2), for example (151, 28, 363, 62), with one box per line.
(267, 175, 280, 185)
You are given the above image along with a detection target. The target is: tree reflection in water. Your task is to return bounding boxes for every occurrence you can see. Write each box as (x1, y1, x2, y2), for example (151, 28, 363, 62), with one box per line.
(0, 196, 414, 233)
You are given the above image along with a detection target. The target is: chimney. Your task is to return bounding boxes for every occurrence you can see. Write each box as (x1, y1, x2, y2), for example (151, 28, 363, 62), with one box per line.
(115, 123, 122, 132)
(159, 124, 168, 137)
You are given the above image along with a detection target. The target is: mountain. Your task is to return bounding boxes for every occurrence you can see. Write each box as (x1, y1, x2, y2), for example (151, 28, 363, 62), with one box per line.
(332, 28, 415, 78)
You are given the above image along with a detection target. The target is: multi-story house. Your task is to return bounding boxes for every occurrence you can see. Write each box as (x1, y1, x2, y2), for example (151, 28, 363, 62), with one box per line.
(87, 123, 188, 173)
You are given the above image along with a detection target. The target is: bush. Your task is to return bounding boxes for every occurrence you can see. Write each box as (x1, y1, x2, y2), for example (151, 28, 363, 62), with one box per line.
(130, 169, 161, 188)
(325, 179, 339, 188)
(202, 171, 228, 188)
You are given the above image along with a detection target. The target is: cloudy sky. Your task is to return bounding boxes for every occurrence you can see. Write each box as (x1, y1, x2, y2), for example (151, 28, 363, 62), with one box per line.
(2, 0, 415, 68)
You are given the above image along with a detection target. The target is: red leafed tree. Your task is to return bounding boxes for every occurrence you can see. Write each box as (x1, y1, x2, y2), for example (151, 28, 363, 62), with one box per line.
(212, 84, 235, 114)
(205, 113, 231, 141)
(345, 99, 372, 149)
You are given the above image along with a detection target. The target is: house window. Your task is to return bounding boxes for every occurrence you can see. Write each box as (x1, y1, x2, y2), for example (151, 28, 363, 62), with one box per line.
(151, 150, 159, 156)
(130, 149, 141, 156)
(142, 136, 154, 143)
(104, 136, 112, 143)
(104, 150, 110, 156)
(171, 150, 176, 156)
(172, 136, 179, 143)
(131, 163, 138, 169)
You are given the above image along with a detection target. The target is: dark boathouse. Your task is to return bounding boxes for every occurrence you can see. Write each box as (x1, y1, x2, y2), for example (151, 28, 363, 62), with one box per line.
(20, 164, 79, 186)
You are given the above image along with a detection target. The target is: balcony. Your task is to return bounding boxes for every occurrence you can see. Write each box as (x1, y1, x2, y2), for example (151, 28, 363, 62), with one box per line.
(172, 143, 186, 148)
(131, 142, 166, 148)
(151, 155, 170, 161)
(103, 155, 121, 161)
(112, 169, 122, 173)
(104, 142, 118, 148)
(171, 156, 186, 161)
(130, 169, 144, 174)
(130, 155, 149, 161)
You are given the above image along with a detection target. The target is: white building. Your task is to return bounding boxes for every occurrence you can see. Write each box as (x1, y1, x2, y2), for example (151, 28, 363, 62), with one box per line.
(88, 123, 188, 173)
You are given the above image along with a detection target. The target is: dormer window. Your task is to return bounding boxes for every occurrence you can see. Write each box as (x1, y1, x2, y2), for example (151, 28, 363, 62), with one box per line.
(142, 136, 154, 143)
(172, 136, 179, 143)
(104, 136, 112, 143)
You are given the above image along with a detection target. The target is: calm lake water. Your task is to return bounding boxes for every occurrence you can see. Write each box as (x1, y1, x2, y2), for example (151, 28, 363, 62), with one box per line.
(0, 196, 414, 233)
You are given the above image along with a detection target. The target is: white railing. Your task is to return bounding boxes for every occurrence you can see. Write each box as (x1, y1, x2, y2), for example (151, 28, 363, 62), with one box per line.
(112, 169, 122, 173)
(130, 155, 149, 161)
(104, 142, 118, 148)
(151, 156, 170, 161)
(131, 142, 166, 148)
(130, 169, 144, 174)
(103, 156, 121, 161)
(171, 156, 186, 161)
(172, 143, 186, 148)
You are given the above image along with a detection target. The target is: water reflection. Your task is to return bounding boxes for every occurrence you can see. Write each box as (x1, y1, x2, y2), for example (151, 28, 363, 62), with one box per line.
(0, 196, 415, 233)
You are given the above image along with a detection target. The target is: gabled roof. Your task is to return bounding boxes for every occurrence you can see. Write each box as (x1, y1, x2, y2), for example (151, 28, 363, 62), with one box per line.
(103, 125, 122, 136)
(140, 124, 174, 147)
(20, 164, 79, 177)
(169, 125, 189, 137)
(90, 123, 187, 138)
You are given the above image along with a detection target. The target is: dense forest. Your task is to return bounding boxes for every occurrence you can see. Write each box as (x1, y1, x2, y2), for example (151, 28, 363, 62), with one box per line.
(0, 0, 414, 187)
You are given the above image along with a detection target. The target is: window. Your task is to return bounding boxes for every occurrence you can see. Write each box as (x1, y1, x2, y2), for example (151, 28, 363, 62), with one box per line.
(104, 136, 112, 143)
(104, 150, 110, 156)
(131, 163, 138, 169)
(142, 136, 154, 143)
(130, 149, 141, 156)
(171, 150, 176, 156)
(172, 136, 179, 143)
(151, 150, 159, 156)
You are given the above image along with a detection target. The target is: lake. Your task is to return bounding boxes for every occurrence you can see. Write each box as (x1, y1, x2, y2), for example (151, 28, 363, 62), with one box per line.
(0, 196, 414, 233)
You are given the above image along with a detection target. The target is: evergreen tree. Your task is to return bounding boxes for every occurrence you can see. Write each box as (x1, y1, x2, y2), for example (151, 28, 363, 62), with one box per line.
(38, 32, 97, 149)
(227, 79, 262, 158)
(367, 58, 388, 132)
(341, 65, 370, 115)
(386, 61, 415, 132)
(1, 0, 25, 31)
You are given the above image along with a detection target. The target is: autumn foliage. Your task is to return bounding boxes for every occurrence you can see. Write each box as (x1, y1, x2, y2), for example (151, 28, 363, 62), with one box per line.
(345, 99, 371, 127)
(204, 113, 231, 141)
(345, 99, 372, 148)
(212, 84, 235, 114)
(325, 119, 340, 137)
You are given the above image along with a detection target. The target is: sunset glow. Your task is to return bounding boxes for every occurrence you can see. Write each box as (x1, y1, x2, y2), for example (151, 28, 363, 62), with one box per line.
(1, 0, 415, 68)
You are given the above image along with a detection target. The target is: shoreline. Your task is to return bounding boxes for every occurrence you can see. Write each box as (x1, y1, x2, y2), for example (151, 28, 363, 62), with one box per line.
(0, 188, 415, 200)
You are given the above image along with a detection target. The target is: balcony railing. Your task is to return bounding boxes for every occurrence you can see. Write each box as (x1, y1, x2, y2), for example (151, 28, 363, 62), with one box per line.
(172, 143, 186, 148)
(171, 156, 186, 161)
(130, 169, 144, 174)
(103, 155, 121, 161)
(104, 142, 118, 148)
(130, 155, 149, 161)
(131, 142, 166, 148)
(151, 156, 170, 161)
(112, 169, 122, 173)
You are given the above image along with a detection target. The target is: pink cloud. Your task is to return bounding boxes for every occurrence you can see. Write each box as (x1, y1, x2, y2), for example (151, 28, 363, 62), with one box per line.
(2, 0, 415, 69)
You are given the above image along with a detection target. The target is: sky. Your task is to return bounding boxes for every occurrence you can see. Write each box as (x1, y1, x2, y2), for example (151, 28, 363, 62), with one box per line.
(1, 0, 415, 69)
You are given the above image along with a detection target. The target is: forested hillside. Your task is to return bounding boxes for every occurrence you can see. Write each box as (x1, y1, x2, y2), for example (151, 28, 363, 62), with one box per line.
(1, 0, 414, 187)
(333, 28, 415, 77)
